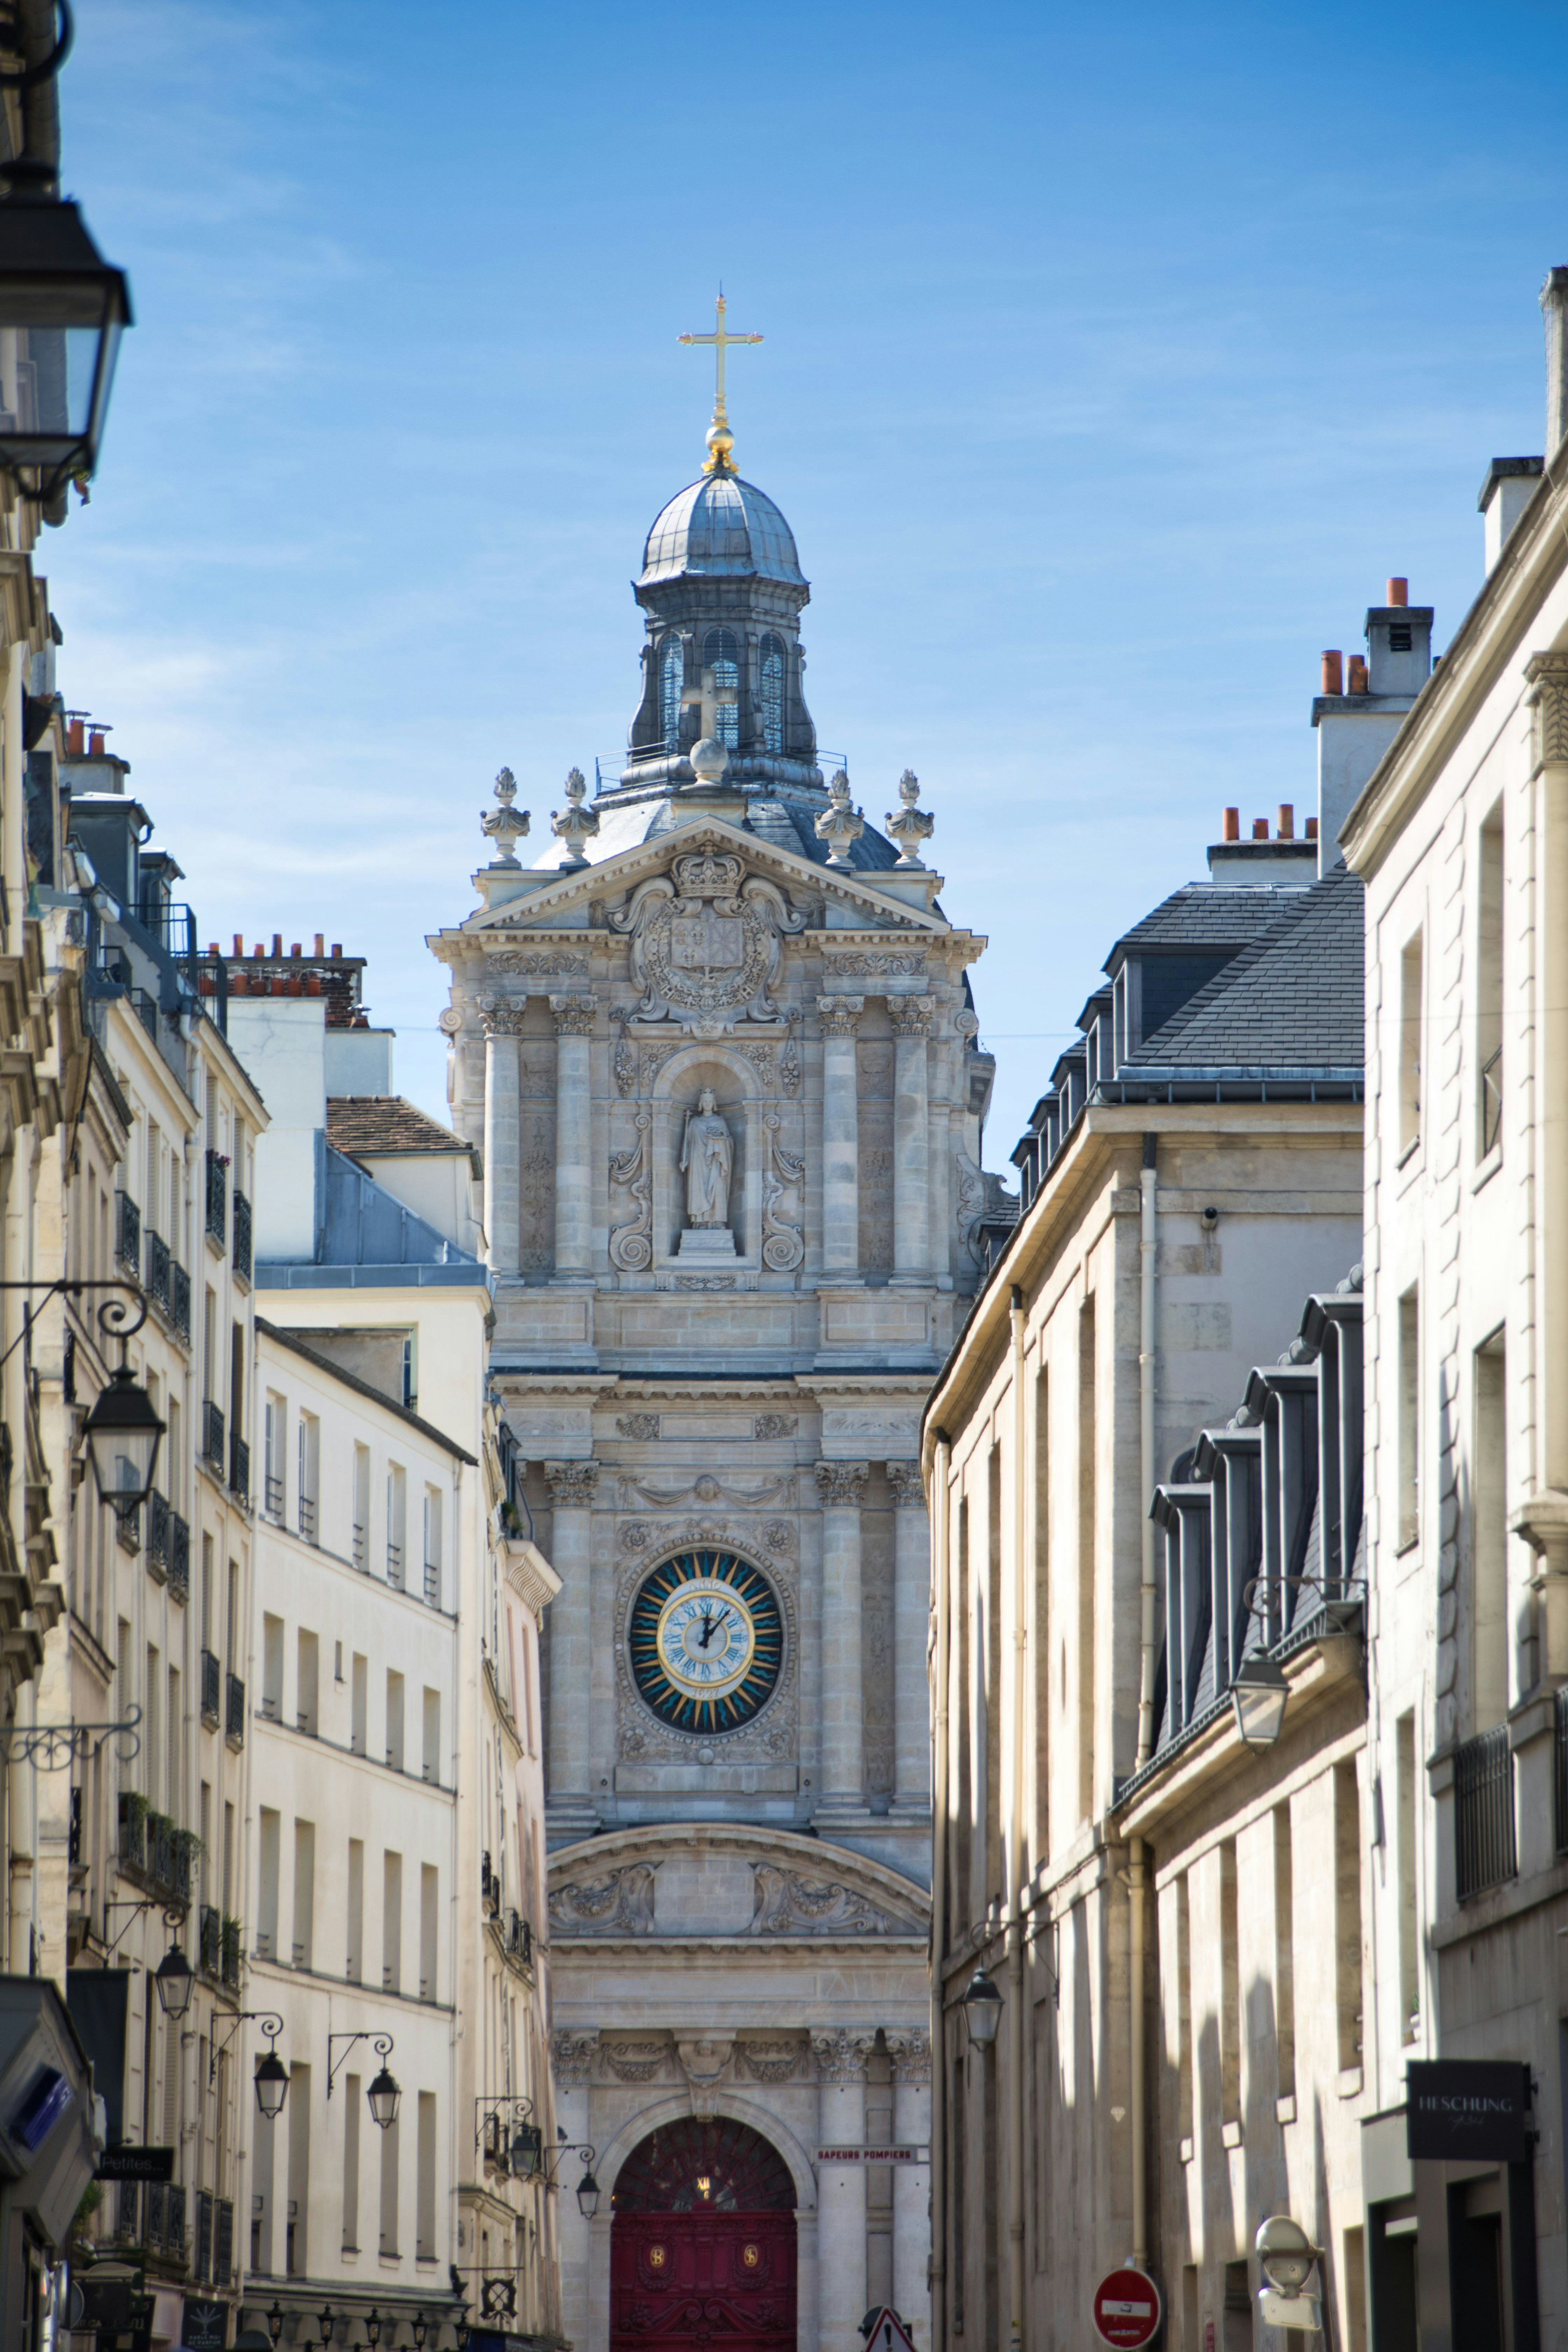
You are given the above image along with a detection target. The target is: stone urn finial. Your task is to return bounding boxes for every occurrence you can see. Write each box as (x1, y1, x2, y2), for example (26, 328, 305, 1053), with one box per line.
(550, 766, 601, 869)
(814, 769, 864, 870)
(885, 768, 935, 867)
(480, 766, 530, 866)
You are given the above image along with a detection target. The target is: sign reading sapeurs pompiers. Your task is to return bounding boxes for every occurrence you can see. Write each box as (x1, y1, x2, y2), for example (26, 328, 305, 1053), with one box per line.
(1091, 2267, 1164, 2350)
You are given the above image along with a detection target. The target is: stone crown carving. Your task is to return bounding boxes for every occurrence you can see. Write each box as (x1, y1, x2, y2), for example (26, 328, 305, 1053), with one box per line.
(815, 1461, 870, 1508)
(608, 851, 808, 1026)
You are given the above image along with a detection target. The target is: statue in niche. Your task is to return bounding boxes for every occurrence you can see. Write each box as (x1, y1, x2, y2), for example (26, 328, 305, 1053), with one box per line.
(679, 1091, 733, 1227)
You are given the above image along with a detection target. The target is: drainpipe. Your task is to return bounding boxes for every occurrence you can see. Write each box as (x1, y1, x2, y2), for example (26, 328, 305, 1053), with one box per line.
(1129, 1136, 1159, 2270)
(929, 1428, 952, 2352)
(1007, 1290, 1029, 2352)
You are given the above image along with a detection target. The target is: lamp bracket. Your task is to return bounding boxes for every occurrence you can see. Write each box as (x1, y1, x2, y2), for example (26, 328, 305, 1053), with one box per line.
(0, 1275, 148, 1380)
(0, 1702, 140, 1769)
(101, 1894, 181, 1959)
(328, 2029, 393, 2099)
(209, 2009, 282, 2089)
(474, 2092, 535, 2153)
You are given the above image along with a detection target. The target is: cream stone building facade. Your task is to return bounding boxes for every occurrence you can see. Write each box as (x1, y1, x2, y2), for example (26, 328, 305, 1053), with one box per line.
(1339, 275, 1568, 2352)
(429, 390, 1003, 2352)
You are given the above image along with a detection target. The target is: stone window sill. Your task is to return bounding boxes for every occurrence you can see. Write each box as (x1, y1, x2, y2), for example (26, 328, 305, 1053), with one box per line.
(1338, 2065, 1363, 2099)
(1472, 1144, 1503, 1193)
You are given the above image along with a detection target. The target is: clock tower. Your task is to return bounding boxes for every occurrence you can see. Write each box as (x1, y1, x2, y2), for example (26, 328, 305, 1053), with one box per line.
(428, 332, 1006, 2352)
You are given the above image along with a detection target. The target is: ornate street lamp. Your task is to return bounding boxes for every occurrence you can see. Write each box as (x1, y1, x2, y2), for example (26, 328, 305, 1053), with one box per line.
(152, 1938, 193, 2021)
(961, 1967, 1003, 2048)
(367, 2060, 401, 2132)
(81, 1360, 164, 1518)
(254, 2045, 289, 2122)
(0, 2, 132, 506)
(576, 2167, 600, 2221)
(1230, 1653, 1289, 1751)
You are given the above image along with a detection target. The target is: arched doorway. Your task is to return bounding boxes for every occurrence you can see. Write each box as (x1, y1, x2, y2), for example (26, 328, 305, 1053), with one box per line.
(611, 2117, 797, 2352)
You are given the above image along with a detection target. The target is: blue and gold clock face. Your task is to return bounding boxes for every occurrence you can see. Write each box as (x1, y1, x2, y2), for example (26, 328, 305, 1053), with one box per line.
(628, 1550, 784, 1735)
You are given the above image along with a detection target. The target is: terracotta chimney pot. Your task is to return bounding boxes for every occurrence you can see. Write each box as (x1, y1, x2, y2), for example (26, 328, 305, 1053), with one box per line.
(88, 730, 105, 755)
(1222, 807, 1240, 842)
(1278, 804, 1294, 840)
(66, 718, 83, 755)
(1348, 655, 1369, 695)
(232, 933, 244, 958)
(1387, 577, 1408, 607)
(1252, 818, 1269, 840)
(271, 932, 283, 957)
(314, 933, 325, 957)
(1305, 816, 1319, 840)
(330, 944, 342, 959)
(1321, 650, 1343, 695)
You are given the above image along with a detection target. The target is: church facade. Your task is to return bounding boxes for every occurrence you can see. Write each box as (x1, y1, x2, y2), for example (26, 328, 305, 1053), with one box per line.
(429, 377, 1001, 2352)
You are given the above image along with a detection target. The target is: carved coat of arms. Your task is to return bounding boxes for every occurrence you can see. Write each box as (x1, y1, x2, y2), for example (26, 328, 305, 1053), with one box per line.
(609, 852, 809, 1025)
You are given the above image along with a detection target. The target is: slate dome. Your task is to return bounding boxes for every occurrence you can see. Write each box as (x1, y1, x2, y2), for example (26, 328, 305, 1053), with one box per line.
(639, 472, 805, 588)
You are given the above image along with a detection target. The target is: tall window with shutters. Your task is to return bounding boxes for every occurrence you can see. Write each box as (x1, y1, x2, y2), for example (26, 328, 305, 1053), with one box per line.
(759, 633, 785, 753)
(703, 628, 740, 747)
(660, 635, 684, 752)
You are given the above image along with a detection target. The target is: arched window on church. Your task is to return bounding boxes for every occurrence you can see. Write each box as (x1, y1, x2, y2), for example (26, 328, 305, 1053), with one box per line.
(659, 635, 684, 753)
(759, 633, 785, 754)
(703, 627, 740, 750)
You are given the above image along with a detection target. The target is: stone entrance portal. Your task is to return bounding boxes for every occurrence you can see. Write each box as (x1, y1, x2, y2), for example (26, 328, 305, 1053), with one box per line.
(610, 2118, 798, 2352)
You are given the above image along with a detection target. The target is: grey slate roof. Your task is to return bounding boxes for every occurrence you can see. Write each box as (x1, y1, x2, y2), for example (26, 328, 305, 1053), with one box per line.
(1133, 863, 1363, 1069)
(1107, 882, 1305, 964)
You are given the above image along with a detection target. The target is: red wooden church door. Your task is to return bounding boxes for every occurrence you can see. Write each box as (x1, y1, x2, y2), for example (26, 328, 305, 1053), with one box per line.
(610, 2119, 797, 2352)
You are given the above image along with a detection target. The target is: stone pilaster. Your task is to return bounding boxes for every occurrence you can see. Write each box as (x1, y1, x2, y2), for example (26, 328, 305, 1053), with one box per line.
(817, 996, 864, 1277)
(550, 994, 596, 1278)
(888, 2029, 932, 2345)
(481, 1001, 523, 1276)
(886, 1462, 931, 1818)
(815, 1461, 870, 1822)
(544, 1461, 600, 1836)
(1525, 651, 1568, 1687)
(889, 996, 934, 1282)
(814, 2029, 875, 2352)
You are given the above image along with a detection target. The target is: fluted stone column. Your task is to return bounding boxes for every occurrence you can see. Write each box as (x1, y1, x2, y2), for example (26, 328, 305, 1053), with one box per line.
(889, 996, 933, 1281)
(815, 1461, 869, 1822)
(550, 993, 595, 1278)
(481, 1004, 521, 1276)
(544, 1462, 599, 1833)
(887, 1463, 931, 1818)
(817, 996, 864, 1277)
(888, 2030, 933, 2345)
(814, 2029, 873, 2352)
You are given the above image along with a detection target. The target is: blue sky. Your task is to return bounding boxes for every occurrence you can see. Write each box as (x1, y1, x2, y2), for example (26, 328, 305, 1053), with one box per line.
(39, 0, 1568, 1156)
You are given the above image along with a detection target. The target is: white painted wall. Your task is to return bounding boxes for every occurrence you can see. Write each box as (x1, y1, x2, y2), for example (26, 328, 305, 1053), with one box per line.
(227, 999, 327, 1262)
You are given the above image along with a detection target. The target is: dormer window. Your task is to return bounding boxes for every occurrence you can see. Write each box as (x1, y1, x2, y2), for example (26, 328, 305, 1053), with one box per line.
(703, 628, 740, 749)
(759, 633, 784, 754)
(660, 636, 684, 753)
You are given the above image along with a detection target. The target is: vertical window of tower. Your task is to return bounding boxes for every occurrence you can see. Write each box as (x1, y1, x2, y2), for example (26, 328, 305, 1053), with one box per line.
(660, 635, 684, 753)
(760, 633, 785, 754)
(704, 627, 740, 748)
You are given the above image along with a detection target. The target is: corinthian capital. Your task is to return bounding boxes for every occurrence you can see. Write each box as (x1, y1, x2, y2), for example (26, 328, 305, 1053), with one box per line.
(888, 994, 935, 1039)
(476, 994, 526, 1038)
(811, 2027, 875, 2083)
(544, 1460, 600, 1508)
(885, 2026, 932, 2084)
(1526, 651, 1568, 772)
(551, 2029, 599, 2088)
(885, 1461, 926, 1510)
(815, 1460, 869, 1509)
(816, 994, 865, 1040)
(550, 993, 597, 1037)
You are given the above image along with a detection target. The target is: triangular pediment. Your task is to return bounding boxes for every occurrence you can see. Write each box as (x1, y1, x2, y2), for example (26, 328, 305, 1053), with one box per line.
(453, 815, 947, 940)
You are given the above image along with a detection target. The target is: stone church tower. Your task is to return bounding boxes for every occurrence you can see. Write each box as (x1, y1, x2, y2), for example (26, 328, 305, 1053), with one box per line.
(429, 368, 1000, 2352)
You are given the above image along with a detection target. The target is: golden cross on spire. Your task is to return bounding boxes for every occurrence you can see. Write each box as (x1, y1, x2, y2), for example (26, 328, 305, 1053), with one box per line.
(679, 292, 763, 474)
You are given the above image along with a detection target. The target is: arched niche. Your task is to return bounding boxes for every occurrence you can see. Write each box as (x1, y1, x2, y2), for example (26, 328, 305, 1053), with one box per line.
(651, 1041, 768, 1265)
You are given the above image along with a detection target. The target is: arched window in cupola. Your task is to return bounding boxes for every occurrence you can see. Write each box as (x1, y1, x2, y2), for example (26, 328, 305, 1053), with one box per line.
(759, 633, 785, 754)
(703, 627, 740, 750)
(659, 635, 684, 754)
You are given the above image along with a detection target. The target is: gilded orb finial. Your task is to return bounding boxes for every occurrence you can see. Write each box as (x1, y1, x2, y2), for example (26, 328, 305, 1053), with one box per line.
(679, 293, 763, 474)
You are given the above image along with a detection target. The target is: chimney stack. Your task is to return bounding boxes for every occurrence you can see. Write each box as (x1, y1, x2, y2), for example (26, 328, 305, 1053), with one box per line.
(1544, 267, 1568, 456)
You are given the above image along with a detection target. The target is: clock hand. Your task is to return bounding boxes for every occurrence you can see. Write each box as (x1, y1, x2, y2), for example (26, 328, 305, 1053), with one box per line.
(697, 1614, 717, 1650)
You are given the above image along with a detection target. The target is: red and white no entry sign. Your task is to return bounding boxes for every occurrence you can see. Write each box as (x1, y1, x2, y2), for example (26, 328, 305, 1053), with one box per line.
(1091, 2266, 1163, 2349)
